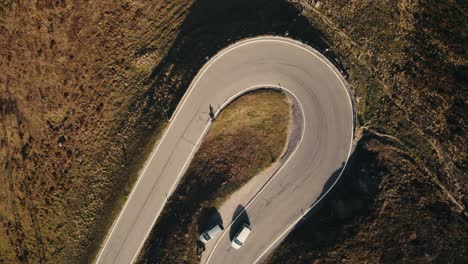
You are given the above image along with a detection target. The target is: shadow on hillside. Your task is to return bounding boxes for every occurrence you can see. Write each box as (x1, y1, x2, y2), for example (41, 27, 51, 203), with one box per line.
(142, 0, 346, 119)
(269, 134, 385, 259)
(137, 1, 348, 263)
(198, 207, 223, 234)
(229, 205, 250, 240)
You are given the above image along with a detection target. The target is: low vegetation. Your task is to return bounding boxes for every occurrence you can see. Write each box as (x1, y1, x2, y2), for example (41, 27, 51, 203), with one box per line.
(136, 90, 290, 264)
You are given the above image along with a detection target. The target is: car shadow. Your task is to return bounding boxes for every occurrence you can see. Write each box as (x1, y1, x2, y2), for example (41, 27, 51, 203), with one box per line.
(198, 207, 223, 234)
(229, 205, 250, 240)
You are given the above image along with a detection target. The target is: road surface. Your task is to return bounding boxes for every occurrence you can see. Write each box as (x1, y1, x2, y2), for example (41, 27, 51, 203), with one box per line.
(95, 36, 354, 264)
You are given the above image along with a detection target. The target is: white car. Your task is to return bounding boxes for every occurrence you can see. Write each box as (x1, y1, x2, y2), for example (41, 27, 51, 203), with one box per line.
(231, 223, 251, 249)
(199, 224, 223, 243)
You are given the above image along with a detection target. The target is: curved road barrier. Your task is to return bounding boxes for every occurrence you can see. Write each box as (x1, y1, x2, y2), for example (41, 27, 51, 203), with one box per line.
(95, 36, 354, 264)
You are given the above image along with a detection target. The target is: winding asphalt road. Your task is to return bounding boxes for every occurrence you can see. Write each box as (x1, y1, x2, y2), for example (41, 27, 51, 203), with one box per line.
(94, 36, 354, 264)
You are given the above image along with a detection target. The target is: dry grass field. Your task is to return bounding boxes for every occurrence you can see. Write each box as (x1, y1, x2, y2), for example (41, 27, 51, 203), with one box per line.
(0, 1, 194, 263)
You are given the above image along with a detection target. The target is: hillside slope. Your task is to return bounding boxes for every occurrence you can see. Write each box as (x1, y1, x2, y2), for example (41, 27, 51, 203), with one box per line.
(267, 0, 467, 263)
(0, 1, 193, 262)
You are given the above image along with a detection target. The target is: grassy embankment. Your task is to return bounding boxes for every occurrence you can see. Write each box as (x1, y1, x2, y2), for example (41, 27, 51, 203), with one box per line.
(137, 90, 290, 264)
